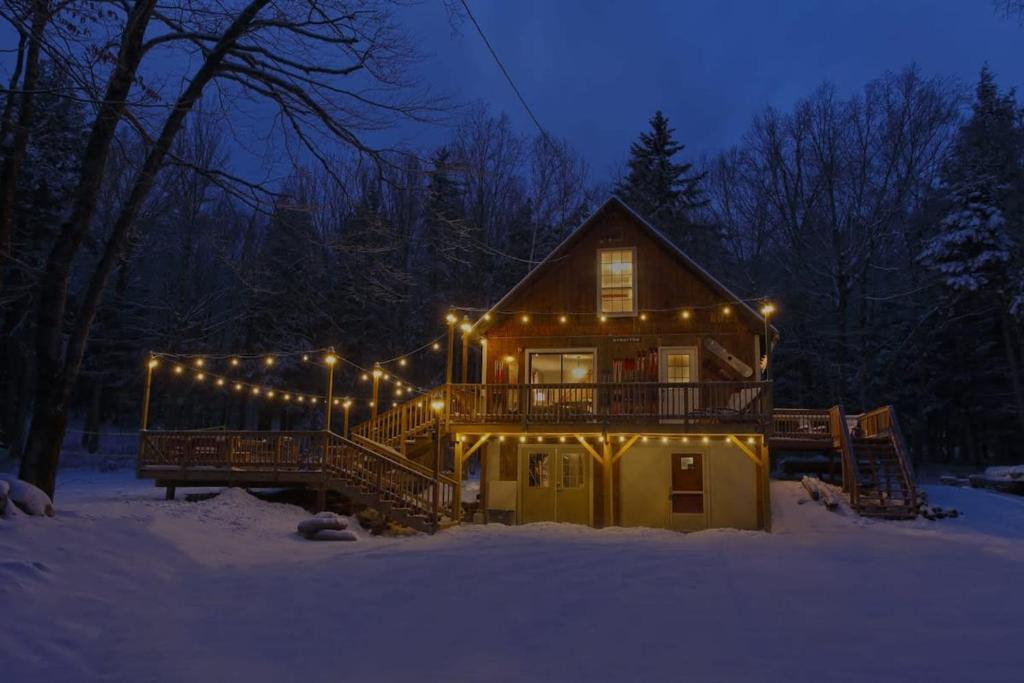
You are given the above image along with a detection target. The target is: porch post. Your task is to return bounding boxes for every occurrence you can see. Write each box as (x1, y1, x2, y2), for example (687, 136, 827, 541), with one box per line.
(602, 437, 613, 527)
(454, 438, 464, 522)
(371, 364, 382, 420)
(324, 348, 337, 432)
(141, 355, 157, 431)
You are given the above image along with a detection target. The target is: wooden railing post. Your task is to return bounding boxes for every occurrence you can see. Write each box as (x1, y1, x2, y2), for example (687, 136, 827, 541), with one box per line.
(399, 407, 409, 457)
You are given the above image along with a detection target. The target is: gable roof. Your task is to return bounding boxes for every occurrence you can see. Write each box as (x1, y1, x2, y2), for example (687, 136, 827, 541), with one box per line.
(471, 195, 779, 338)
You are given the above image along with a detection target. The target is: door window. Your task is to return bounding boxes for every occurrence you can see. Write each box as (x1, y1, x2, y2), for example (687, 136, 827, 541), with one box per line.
(665, 353, 692, 383)
(560, 452, 584, 489)
(671, 452, 704, 514)
(527, 452, 550, 487)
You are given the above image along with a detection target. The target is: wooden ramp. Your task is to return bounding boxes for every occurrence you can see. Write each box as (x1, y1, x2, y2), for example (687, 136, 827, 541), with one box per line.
(137, 430, 459, 533)
(770, 405, 917, 520)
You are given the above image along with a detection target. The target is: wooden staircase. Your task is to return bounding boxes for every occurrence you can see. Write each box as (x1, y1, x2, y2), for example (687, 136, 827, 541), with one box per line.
(137, 429, 459, 533)
(833, 405, 918, 519)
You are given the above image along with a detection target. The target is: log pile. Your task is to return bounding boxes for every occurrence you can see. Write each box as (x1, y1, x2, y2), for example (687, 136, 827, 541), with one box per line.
(801, 476, 840, 511)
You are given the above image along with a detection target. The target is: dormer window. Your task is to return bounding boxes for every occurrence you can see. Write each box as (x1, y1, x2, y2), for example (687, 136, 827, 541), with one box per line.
(598, 248, 637, 316)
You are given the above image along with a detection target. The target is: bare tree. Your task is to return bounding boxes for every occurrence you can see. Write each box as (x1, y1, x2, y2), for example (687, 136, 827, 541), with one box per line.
(17, 0, 440, 496)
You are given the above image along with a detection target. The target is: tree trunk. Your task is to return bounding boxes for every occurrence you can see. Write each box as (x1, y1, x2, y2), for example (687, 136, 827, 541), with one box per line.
(0, 0, 49, 286)
(19, 0, 159, 496)
(21, 0, 269, 497)
(1000, 311, 1024, 434)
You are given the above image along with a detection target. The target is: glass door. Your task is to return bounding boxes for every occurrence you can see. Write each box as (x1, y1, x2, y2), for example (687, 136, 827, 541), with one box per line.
(658, 346, 699, 420)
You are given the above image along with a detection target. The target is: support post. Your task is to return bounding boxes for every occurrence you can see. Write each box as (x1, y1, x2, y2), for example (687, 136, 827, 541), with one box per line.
(164, 485, 175, 501)
(445, 311, 456, 385)
(432, 414, 442, 529)
(343, 400, 351, 438)
(454, 438, 464, 522)
(602, 439, 613, 528)
(141, 355, 157, 431)
(371, 363, 382, 420)
(324, 347, 337, 432)
(479, 435, 489, 524)
(400, 407, 409, 456)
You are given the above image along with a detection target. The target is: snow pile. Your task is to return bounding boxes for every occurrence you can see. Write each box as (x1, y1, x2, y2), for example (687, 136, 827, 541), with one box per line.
(0, 474, 55, 518)
(984, 465, 1024, 481)
(297, 512, 357, 541)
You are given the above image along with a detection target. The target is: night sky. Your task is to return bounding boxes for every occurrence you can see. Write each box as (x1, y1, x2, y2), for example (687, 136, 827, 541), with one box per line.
(400, 0, 1023, 179)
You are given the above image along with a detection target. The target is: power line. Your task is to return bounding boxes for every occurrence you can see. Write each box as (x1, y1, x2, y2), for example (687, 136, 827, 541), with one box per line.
(458, 0, 551, 142)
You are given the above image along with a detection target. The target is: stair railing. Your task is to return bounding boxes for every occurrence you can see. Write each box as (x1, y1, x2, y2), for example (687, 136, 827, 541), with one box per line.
(829, 404, 858, 508)
(856, 405, 916, 506)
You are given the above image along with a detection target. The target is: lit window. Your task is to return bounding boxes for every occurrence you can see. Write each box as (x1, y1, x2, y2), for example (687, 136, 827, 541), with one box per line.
(599, 249, 636, 315)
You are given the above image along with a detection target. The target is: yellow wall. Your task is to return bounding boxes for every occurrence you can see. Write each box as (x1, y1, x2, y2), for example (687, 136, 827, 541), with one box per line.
(617, 439, 760, 531)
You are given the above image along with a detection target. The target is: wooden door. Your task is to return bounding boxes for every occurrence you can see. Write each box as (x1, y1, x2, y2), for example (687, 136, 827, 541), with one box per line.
(670, 452, 704, 514)
(555, 450, 591, 525)
(521, 447, 557, 523)
(659, 346, 699, 420)
(520, 446, 592, 525)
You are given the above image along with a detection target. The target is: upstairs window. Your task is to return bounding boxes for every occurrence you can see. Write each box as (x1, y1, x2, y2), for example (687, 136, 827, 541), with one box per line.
(598, 248, 637, 315)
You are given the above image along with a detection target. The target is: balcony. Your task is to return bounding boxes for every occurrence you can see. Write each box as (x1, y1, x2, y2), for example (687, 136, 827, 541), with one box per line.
(446, 381, 772, 432)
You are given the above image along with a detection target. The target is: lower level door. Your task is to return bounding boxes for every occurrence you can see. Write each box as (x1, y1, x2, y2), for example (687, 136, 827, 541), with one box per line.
(669, 452, 707, 531)
(555, 450, 591, 525)
(520, 446, 591, 525)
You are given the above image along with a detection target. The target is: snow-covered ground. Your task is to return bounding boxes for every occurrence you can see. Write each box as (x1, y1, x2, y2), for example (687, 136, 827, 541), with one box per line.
(3, 471, 1023, 682)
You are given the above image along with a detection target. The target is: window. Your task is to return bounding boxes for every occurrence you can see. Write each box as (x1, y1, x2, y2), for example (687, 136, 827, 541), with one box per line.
(560, 452, 584, 489)
(529, 352, 594, 384)
(599, 248, 636, 315)
(665, 353, 692, 383)
(528, 453, 550, 487)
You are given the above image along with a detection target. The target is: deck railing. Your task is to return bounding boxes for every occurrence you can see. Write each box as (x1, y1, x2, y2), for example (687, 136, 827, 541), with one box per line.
(771, 408, 832, 441)
(138, 429, 459, 525)
(447, 381, 771, 428)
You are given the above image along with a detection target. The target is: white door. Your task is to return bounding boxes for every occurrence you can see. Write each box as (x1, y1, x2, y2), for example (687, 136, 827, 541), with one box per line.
(658, 346, 699, 420)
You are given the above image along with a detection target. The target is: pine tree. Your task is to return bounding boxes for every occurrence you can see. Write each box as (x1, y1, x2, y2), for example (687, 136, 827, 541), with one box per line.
(920, 66, 1024, 446)
(615, 111, 708, 251)
(422, 147, 462, 309)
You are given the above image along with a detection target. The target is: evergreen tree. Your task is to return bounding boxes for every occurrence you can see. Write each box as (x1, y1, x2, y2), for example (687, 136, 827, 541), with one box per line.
(615, 111, 710, 254)
(422, 147, 462, 309)
(920, 66, 1024, 447)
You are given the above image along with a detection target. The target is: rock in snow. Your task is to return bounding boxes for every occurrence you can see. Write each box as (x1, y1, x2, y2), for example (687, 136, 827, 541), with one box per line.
(0, 479, 10, 517)
(0, 475, 55, 517)
(297, 512, 349, 538)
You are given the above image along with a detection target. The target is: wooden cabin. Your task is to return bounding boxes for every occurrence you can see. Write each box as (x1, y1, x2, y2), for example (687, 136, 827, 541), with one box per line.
(435, 196, 774, 531)
(138, 196, 918, 533)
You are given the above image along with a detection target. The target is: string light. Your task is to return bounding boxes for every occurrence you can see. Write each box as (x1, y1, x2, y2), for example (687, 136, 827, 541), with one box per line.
(216, 378, 225, 387)
(483, 313, 492, 321)
(148, 358, 159, 369)
(702, 436, 709, 443)
(520, 314, 530, 324)
(234, 383, 243, 391)
(251, 387, 260, 395)
(310, 397, 318, 405)
(230, 358, 240, 367)
(361, 373, 369, 381)
(325, 352, 338, 366)
(640, 313, 648, 321)
(194, 358, 204, 368)
(284, 393, 291, 401)
(267, 390, 275, 398)
(432, 342, 440, 351)
(722, 306, 732, 316)
(599, 315, 608, 323)
(446, 312, 458, 325)
(559, 315, 567, 324)
(333, 398, 340, 406)
(681, 310, 691, 320)
(302, 354, 310, 362)
(519, 435, 526, 443)
(399, 358, 407, 367)
(196, 372, 205, 381)
(174, 365, 184, 375)
(264, 356, 275, 367)
(297, 395, 305, 402)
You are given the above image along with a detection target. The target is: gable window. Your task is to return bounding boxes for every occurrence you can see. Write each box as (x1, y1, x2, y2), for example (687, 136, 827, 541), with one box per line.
(598, 248, 637, 315)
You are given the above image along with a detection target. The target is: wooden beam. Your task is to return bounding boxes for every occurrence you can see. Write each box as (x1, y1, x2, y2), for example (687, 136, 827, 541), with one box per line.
(454, 439, 464, 523)
(462, 433, 491, 459)
(574, 435, 603, 464)
(611, 435, 641, 463)
(602, 440, 613, 527)
(728, 435, 762, 466)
